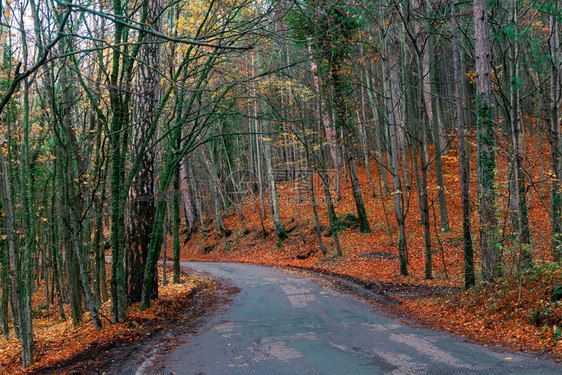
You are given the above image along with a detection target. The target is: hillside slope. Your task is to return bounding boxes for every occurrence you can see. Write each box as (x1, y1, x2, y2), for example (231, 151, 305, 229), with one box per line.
(179, 141, 562, 359)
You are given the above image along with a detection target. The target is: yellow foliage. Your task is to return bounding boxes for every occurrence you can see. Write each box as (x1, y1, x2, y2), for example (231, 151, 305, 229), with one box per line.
(258, 77, 313, 103)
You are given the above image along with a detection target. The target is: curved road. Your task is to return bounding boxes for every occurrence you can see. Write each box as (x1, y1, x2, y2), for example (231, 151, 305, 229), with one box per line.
(133, 262, 560, 374)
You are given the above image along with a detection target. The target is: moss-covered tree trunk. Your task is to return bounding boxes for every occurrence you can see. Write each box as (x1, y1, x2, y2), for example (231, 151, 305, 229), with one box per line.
(109, 0, 128, 322)
(474, 0, 502, 281)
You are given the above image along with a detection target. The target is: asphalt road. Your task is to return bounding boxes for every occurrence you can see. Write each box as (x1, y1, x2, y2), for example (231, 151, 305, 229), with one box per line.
(129, 262, 561, 374)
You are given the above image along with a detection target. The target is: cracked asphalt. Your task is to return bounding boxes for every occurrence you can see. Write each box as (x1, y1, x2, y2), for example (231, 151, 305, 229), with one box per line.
(128, 262, 561, 374)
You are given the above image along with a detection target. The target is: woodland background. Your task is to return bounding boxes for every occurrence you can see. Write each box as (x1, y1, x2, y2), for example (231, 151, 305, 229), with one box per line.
(0, 0, 561, 370)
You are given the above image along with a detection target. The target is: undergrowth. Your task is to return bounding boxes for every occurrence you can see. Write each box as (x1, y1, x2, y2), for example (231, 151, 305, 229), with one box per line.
(419, 261, 562, 357)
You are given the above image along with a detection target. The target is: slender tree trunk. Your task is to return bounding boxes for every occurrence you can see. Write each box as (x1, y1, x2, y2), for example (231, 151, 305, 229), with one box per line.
(550, 0, 562, 263)
(308, 41, 342, 254)
(0, 253, 10, 339)
(307, 40, 341, 200)
(91, 118, 107, 308)
(57, 41, 103, 330)
(382, 13, 408, 275)
(200, 144, 227, 235)
(252, 53, 267, 221)
(51, 236, 66, 320)
(412, 0, 449, 232)
(320, 168, 342, 256)
(416, 60, 433, 280)
(180, 157, 196, 230)
(93, 169, 108, 305)
(358, 76, 376, 198)
(0, 137, 34, 367)
(331, 67, 370, 233)
(428, 39, 450, 233)
(109, 0, 128, 323)
(49, 161, 67, 318)
(410, 2, 433, 278)
(60, 170, 83, 326)
(508, 0, 531, 268)
(450, 0, 475, 288)
(365, 68, 391, 195)
(305, 141, 327, 255)
(141, 154, 181, 308)
(18, 74, 36, 364)
(173, 162, 181, 283)
(190, 162, 207, 232)
(474, 0, 501, 281)
(13, 11, 39, 361)
(264, 120, 286, 239)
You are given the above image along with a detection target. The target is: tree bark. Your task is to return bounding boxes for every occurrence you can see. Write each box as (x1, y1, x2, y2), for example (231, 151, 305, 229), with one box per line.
(0, 137, 35, 367)
(508, 0, 531, 268)
(450, 0, 475, 288)
(109, 0, 129, 323)
(331, 67, 370, 233)
(264, 120, 287, 239)
(474, 0, 501, 281)
(129, 0, 163, 303)
(550, 0, 562, 263)
(382, 7, 408, 275)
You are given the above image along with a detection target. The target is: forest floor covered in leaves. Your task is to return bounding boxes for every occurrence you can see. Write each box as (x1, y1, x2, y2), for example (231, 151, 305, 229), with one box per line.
(181, 141, 562, 361)
(2, 140, 561, 373)
(0, 270, 217, 375)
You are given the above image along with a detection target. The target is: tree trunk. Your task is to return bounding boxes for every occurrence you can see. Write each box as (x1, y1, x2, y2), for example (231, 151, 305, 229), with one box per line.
(180, 157, 196, 230)
(412, 0, 449, 232)
(129, 0, 163, 303)
(109, 0, 129, 323)
(0, 137, 34, 367)
(331, 67, 370, 233)
(382, 11, 408, 275)
(450, 0, 475, 288)
(508, 0, 531, 268)
(428, 40, 450, 233)
(173, 162, 181, 284)
(358, 74, 376, 198)
(200, 144, 227, 235)
(474, 0, 501, 281)
(0, 251, 10, 339)
(550, 0, 562, 263)
(365, 67, 391, 195)
(307, 40, 342, 200)
(252, 53, 267, 222)
(264, 120, 286, 239)
(305, 140, 327, 255)
(416, 59, 433, 280)
(57, 40, 103, 330)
